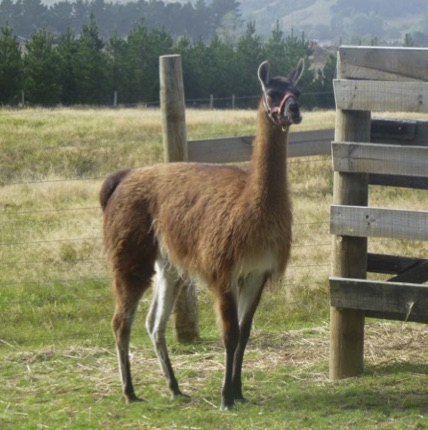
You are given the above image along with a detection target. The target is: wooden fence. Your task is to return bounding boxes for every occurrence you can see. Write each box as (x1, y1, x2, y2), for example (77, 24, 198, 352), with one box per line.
(330, 46, 428, 381)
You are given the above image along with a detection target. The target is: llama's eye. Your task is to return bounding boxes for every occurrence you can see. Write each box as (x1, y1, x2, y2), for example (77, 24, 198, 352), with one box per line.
(267, 90, 284, 102)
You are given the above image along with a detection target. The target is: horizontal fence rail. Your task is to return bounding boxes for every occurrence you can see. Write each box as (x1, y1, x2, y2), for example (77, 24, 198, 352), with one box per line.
(334, 80, 428, 113)
(330, 205, 428, 241)
(332, 142, 428, 177)
(188, 128, 334, 163)
(330, 277, 428, 324)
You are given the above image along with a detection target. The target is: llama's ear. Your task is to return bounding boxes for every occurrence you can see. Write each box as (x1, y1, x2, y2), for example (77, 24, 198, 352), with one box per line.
(258, 61, 269, 91)
(289, 58, 305, 86)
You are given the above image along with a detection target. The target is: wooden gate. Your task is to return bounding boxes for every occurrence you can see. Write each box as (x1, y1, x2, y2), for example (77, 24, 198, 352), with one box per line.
(330, 46, 428, 380)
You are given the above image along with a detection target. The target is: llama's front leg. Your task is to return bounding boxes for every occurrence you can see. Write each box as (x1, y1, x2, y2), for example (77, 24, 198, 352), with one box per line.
(217, 291, 240, 410)
(146, 259, 186, 398)
(232, 273, 268, 402)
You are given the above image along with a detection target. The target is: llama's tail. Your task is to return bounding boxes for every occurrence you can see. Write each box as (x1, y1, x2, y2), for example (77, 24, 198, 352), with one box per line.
(100, 168, 132, 212)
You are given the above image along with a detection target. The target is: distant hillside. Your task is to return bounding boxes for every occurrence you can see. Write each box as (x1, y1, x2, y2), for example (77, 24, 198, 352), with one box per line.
(239, 0, 427, 44)
(35, 0, 428, 45)
(241, 0, 336, 37)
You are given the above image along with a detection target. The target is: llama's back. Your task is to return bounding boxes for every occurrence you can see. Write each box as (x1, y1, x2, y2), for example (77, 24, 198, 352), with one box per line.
(101, 162, 249, 280)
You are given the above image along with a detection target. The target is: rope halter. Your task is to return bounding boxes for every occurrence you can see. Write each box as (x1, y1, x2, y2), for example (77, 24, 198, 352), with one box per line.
(262, 92, 297, 131)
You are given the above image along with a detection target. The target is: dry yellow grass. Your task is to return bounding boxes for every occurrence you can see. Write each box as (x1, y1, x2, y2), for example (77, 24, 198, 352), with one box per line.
(1, 107, 426, 290)
(0, 106, 427, 338)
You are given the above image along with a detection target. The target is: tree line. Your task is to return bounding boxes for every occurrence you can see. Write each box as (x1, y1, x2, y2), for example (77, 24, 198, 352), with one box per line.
(0, 0, 241, 41)
(0, 16, 336, 108)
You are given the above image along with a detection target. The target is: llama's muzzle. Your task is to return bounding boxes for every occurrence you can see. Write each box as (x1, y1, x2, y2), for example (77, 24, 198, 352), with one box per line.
(283, 96, 302, 125)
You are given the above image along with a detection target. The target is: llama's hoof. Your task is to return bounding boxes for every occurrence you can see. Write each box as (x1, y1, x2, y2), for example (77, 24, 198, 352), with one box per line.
(234, 396, 249, 403)
(125, 394, 144, 403)
(173, 392, 191, 403)
(220, 401, 235, 411)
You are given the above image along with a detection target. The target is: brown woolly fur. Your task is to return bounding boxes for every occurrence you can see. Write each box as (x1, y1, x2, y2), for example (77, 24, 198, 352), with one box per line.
(101, 58, 305, 410)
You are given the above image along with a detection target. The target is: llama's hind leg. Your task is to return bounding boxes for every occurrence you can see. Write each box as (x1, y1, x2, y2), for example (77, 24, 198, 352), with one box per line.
(112, 272, 152, 403)
(146, 257, 186, 398)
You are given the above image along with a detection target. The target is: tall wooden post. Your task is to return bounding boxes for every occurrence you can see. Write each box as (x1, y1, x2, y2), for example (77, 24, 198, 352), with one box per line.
(330, 52, 371, 380)
(159, 54, 200, 343)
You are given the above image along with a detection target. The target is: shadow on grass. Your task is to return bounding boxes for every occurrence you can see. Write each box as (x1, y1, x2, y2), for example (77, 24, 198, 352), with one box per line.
(269, 362, 428, 417)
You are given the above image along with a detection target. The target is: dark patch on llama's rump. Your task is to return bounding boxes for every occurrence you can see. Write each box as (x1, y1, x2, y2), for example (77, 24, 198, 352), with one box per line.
(99, 168, 132, 211)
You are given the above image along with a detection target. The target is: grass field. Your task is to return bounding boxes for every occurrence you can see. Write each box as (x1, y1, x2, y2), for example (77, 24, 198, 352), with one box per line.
(0, 107, 427, 429)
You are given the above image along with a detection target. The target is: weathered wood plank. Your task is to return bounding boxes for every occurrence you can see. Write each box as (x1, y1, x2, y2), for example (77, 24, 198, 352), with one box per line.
(187, 128, 334, 163)
(369, 174, 428, 190)
(188, 135, 252, 163)
(288, 128, 334, 157)
(332, 142, 428, 178)
(373, 119, 428, 146)
(338, 46, 428, 82)
(330, 277, 428, 323)
(367, 253, 428, 275)
(334, 80, 428, 113)
(388, 261, 428, 284)
(330, 205, 428, 241)
(371, 118, 417, 142)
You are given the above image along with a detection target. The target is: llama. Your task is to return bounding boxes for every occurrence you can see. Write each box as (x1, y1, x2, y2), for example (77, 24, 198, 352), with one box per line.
(100, 58, 304, 410)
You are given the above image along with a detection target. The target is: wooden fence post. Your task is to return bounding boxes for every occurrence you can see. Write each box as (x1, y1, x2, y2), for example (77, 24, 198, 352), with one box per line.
(159, 54, 200, 343)
(330, 52, 371, 380)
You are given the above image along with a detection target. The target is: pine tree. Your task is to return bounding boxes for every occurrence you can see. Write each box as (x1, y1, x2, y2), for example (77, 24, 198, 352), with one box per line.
(0, 25, 22, 105)
(106, 33, 132, 104)
(283, 29, 314, 104)
(57, 27, 79, 105)
(234, 21, 263, 98)
(263, 21, 288, 75)
(126, 23, 173, 103)
(73, 13, 111, 104)
(174, 36, 209, 100)
(23, 27, 61, 106)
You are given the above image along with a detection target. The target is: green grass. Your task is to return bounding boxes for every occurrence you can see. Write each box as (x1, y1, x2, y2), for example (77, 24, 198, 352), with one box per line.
(1, 324, 427, 429)
(0, 107, 427, 429)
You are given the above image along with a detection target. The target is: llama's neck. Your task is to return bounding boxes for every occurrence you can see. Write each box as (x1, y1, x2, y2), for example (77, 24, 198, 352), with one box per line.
(246, 100, 290, 208)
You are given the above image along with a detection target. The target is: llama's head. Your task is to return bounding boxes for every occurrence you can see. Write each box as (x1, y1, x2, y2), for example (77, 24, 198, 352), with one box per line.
(258, 59, 304, 128)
